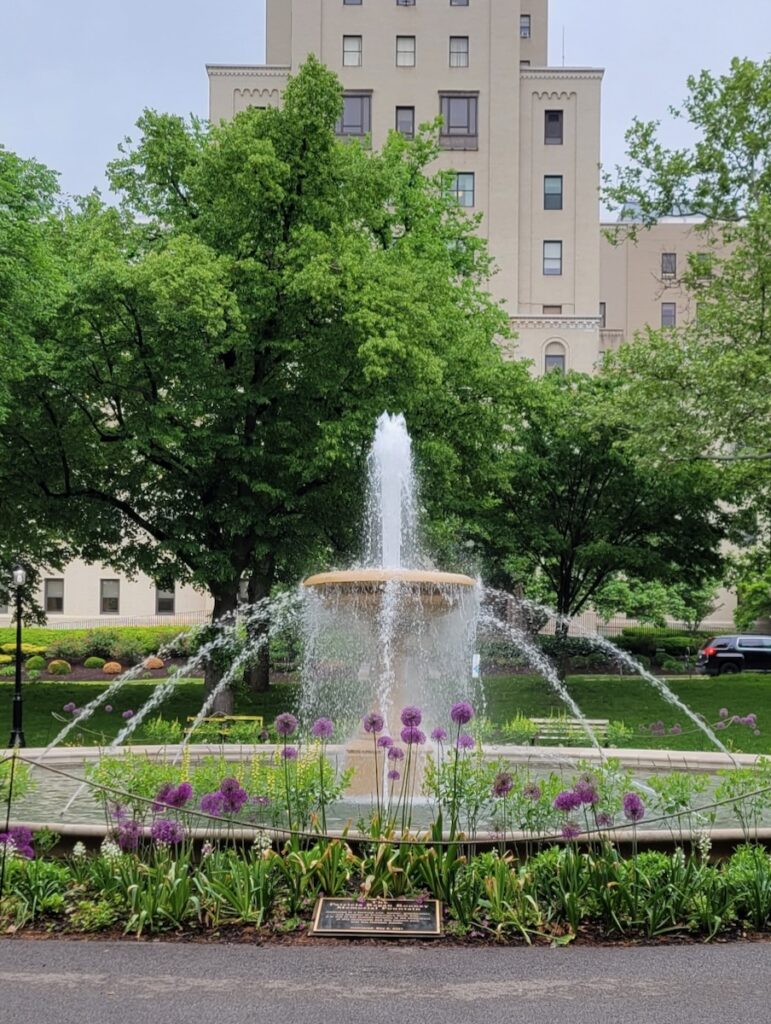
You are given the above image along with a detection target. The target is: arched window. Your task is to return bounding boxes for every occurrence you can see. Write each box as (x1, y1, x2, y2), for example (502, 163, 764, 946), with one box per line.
(544, 340, 566, 374)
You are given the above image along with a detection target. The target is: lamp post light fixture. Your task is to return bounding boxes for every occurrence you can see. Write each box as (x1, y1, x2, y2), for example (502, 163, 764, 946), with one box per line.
(8, 564, 27, 748)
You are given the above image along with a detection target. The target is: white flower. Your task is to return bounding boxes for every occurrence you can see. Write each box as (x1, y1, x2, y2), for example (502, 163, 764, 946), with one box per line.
(72, 841, 87, 860)
(252, 830, 272, 852)
(201, 840, 215, 859)
(100, 837, 122, 861)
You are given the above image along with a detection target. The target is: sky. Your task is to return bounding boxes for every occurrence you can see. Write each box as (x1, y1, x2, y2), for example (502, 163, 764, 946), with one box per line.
(2, 0, 771, 199)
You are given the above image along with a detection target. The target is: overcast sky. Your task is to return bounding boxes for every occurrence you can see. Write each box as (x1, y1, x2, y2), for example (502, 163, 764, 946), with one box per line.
(2, 0, 770, 199)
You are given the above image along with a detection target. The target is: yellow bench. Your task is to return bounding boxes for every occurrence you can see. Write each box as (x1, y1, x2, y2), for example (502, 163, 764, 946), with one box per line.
(530, 717, 608, 745)
(184, 714, 264, 737)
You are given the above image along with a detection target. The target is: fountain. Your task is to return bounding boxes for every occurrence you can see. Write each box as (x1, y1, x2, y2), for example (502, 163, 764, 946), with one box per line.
(301, 413, 478, 793)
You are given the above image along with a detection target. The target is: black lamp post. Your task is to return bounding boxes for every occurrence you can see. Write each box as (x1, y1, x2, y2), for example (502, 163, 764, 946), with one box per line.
(8, 564, 26, 748)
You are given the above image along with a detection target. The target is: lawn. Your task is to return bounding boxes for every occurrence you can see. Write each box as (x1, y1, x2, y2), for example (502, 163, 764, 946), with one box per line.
(1, 673, 769, 754)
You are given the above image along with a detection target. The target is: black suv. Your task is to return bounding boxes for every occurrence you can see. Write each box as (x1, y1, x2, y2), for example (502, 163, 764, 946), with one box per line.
(696, 635, 771, 676)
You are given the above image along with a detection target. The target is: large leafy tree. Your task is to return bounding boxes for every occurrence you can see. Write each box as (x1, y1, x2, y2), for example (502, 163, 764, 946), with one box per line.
(474, 372, 726, 629)
(1, 58, 523, 705)
(602, 57, 771, 541)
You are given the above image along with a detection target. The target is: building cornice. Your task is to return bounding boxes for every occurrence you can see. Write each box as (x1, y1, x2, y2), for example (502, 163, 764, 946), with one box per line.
(511, 316, 602, 331)
(520, 67, 604, 81)
(206, 64, 290, 77)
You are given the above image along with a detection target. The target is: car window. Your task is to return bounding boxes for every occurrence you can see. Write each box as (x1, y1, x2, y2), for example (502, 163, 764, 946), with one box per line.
(738, 637, 764, 648)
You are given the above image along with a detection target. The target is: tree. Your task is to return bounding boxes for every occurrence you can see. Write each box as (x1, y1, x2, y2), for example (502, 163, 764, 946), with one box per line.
(602, 58, 771, 533)
(1, 58, 523, 708)
(475, 372, 726, 630)
(592, 577, 722, 632)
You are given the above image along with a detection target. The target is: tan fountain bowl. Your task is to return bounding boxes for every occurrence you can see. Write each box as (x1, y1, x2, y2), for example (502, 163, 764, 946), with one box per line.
(303, 568, 475, 602)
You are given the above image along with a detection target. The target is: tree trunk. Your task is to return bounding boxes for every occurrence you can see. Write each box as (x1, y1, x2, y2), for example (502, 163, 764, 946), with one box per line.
(203, 588, 239, 716)
(244, 568, 274, 695)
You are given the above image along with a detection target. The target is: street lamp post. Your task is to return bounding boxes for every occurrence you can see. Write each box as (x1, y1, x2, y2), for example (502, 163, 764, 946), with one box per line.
(8, 565, 26, 748)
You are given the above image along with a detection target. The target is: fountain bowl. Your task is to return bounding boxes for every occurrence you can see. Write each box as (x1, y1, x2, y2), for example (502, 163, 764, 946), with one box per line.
(303, 569, 475, 605)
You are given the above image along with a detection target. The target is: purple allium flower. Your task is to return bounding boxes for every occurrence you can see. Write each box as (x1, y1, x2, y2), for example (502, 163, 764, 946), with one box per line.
(150, 818, 185, 846)
(746, 713, 757, 725)
(311, 717, 334, 740)
(363, 712, 384, 734)
(595, 812, 614, 828)
(252, 795, 270, 807)
(116, 820, 141, 852)
(649, 720, 666, 737)
(258, 730, 269, 742)
(387, 745, 405, 761)
(275, 712, 298, 737)
(0, 826, 35, 859)
(553, 789, 582, 813)
(523, 782, 541, 801)
(456, 733, 475, 751)
(104, 705, 113, 713)
(450, 701, 474, 725)
(168, 782, 193, 808)
(400, 706, 423, 727)
(153, 782, 176, 810)
(623, 792, 645, 823)
(492, 772, 514, 798)
(574, 780, 599, 806)
(200, 791, 225, 817)
(377, 735, 394, 749)
(121, 709, 134, 720)
(219, 777, 241, 795)
(221, 787, 249, 814)
(670, 724, 682, 735)
(716, 721, 726, 730)
(63, 702, 76, 713)
(431, 727, 448, 742)
(281, 746, 298, 761)
(387, 770, 401, 781)
(72, 709, 83, 716)
(719, 707, 729, 719)
(561, 822, 581, 840)
(400, 725, 426, 746)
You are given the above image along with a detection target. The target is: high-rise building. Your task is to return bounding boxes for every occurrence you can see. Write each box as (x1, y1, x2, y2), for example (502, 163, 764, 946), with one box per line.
(208, 0, 605, 374)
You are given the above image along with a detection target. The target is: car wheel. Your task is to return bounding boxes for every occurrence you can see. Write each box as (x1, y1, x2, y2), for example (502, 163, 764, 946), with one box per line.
(720, 663, 740, 675)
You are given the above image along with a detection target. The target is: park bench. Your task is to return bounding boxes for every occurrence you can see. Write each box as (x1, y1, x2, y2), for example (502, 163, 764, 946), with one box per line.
(530, 717, 608, 746)
(185, 714, 264, 738)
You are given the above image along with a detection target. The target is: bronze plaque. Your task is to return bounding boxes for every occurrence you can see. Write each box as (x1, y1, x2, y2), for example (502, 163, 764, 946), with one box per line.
(311, 897, 442, 938)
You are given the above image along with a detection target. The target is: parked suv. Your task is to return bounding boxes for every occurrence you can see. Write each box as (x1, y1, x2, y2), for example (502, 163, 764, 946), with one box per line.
(696, 635, 771, 676)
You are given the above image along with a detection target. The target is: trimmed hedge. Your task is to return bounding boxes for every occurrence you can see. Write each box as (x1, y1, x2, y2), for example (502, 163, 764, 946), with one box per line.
(47, 659, 72, 675)
(83, 656, 106, 670)
(0, 626, 195, 665)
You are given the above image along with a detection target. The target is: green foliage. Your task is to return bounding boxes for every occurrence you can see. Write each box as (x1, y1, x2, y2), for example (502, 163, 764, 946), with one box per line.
(734, 561, 771, 631)
(24, 655, 46, 670)
(46, 658, 71, 675)
(83, 656, 106, 669)
(477, 371, 725, 619)
(0, 643, 46, 657)
(0, 758, 34, 804)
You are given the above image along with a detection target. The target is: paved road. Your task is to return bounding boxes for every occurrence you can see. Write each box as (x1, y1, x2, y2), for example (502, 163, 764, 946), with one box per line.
(0, 938, 769, 1024)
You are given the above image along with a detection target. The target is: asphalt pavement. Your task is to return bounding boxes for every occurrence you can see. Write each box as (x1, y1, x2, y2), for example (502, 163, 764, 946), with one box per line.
(0, 937, 770, 1024)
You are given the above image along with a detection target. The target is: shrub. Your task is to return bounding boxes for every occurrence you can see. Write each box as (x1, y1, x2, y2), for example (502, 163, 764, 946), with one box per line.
(25, 655, 46, 671)
(47, 659, 72, 675)
(45, 637, 88, 662)
(83, 656, 106, 670)
(0, 643, 46, 657)
(83, 629, 122, 659)
(144, 656, 164, 670)
(0, 666, 15, 677)
(109, 640, 144, 666)
(103, 661, 122, 674)
(0, 655, 12, 666)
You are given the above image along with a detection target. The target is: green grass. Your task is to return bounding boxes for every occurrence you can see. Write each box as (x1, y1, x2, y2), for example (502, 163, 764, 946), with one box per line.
(2, 673, 770, 753)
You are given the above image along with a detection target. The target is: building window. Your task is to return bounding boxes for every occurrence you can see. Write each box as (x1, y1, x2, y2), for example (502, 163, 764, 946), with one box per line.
(544, 341, 566, 373)
(543, 305, 562, 315)
(545, 110, 563, 145)
(661, 302, 677, 328)
(100, 579, 120, 615)
(520, 60, 531, 67)
(661, 252, 677, 277)
(544, 175, 563, 210)
(439, 93, 478, 148)
(449, 172, 475, 207)
(156, 587, 175, 615)
(44, 579, 64, 614)
(396, 36, 416, 66)
(395, 106, 415, 138)
(520, 14, 531, 38)
(343, 0, 362, 5)
(692, 252, 712, 278)
(543, 240, 562, 276)
(343, 35, 362, 66)
(449, 36, 469, 67)
(336, 93, 372, 136)
(396, 0, 416, 5)
(599, 301, 606, 328)
(450, 0, 469, 5)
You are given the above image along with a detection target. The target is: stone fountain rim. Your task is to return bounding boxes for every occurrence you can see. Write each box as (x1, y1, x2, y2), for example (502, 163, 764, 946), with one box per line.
(302, 568, 476, 588)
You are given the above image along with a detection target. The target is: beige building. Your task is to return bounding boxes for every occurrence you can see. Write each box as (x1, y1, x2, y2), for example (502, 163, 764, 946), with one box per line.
(208, 0, 605, 374)
(0, 560, 212, 628)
